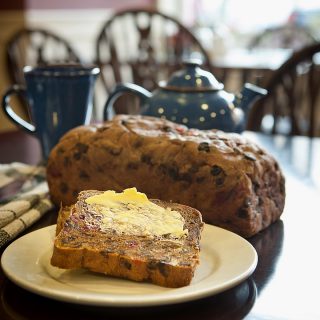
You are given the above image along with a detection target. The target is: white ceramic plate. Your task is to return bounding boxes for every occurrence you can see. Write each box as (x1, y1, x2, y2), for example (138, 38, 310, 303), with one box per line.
(1, 224, 257, 307)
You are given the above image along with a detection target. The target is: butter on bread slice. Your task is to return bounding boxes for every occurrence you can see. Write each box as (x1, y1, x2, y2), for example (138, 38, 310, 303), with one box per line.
(51, 188, 204, 288)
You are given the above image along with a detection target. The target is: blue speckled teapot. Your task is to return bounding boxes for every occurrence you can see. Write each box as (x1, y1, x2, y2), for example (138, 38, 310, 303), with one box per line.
(103, 60, 267, 132)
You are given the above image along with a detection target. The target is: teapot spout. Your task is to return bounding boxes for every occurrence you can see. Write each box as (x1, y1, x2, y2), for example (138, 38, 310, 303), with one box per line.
(235, 83, 267, 115)
(232, 83, 267, 133)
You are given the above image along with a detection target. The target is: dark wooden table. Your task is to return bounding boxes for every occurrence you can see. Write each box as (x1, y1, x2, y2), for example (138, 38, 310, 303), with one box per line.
(0, 130, 319, 320)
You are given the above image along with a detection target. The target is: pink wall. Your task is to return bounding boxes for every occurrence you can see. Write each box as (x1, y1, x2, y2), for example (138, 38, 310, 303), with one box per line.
(0, 0, 155, 10)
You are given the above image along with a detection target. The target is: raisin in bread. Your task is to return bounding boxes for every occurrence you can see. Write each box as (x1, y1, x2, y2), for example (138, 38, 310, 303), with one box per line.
(47, 115, 285, 238)
(51, 190, 204, 288)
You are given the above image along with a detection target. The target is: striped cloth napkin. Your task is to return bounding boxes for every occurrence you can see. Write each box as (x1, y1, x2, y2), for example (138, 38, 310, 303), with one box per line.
(0, 163, 54, 248)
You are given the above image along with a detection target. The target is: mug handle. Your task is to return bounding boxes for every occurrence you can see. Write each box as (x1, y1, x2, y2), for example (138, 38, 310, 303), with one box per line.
(2, 85, 36, 133)
(103, 83, 152, 120)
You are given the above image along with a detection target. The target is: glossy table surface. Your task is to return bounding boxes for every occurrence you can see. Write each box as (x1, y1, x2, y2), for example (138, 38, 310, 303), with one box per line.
(0, 130, 319, 320)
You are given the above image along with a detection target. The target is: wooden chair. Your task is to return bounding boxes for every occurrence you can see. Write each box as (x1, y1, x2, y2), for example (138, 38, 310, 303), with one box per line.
(248, 24, 316, 51)
(95, 7, 211, 114)
(6, 27, 82, 86)
(247, 42, 320, 137)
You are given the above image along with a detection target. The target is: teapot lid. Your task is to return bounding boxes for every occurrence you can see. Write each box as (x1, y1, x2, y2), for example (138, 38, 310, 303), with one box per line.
(159, 59, 223, 92)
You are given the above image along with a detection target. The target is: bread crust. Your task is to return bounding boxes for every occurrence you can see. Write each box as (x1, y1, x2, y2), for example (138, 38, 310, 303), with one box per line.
(51, 192, 204, 288)
(47, 115, 285, 238)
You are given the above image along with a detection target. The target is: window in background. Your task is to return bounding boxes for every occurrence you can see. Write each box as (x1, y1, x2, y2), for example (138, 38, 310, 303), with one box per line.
(158, 0, 320, 54)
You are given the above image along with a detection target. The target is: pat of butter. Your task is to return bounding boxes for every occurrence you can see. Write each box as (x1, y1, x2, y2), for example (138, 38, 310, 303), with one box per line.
(85, 187, 149, 206)
(85, 188, 188, 238)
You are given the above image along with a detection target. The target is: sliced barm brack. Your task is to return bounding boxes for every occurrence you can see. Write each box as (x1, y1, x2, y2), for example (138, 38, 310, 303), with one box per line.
(51, 188, 204, 288)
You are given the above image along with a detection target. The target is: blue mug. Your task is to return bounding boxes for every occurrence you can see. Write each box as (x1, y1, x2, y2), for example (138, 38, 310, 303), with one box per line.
(2, 64, 100, 159)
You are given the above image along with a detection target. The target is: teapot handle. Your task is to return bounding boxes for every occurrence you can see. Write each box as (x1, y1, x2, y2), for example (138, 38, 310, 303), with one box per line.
(103, 83, 152, 120)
